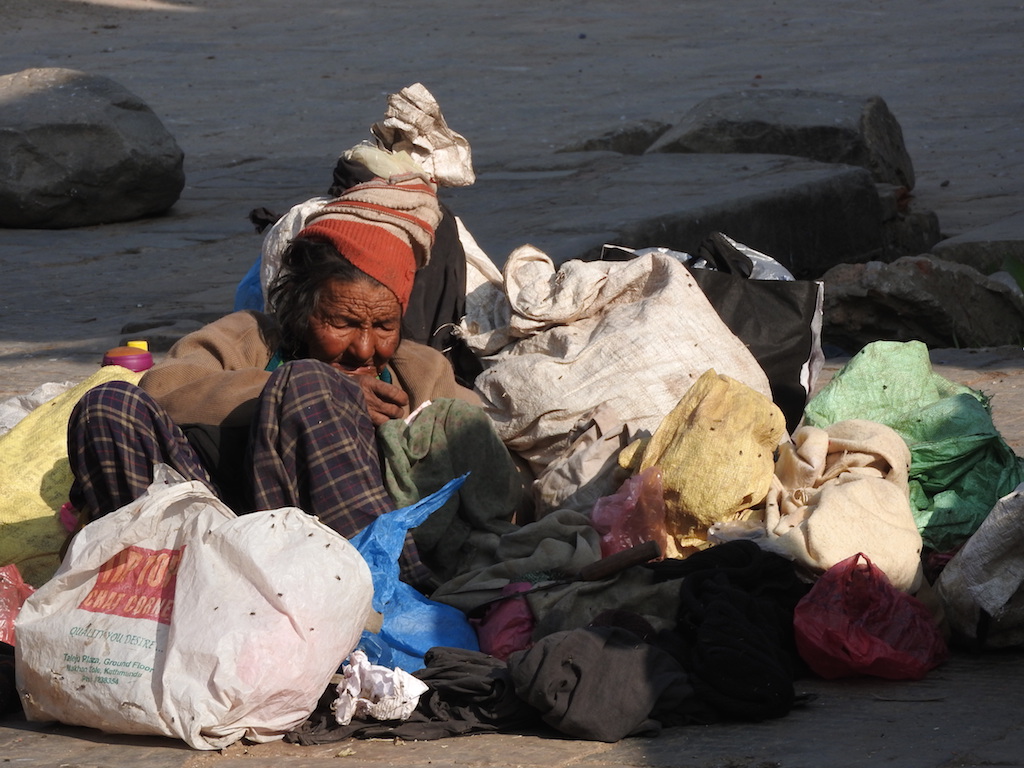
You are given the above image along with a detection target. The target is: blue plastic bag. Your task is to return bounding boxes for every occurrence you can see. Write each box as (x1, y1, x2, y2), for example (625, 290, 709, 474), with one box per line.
(233, 256, 264, 312)
(350, 474, 479, 671)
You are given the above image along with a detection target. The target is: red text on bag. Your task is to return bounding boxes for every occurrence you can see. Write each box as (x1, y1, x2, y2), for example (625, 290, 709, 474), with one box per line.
(78, 546, 184, 625)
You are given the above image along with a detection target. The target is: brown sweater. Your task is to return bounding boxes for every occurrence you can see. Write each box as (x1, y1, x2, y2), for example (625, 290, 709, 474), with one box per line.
(140, 310, 479, 427)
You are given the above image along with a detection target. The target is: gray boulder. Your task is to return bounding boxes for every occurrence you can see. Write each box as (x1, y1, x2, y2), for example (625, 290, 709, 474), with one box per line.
(877, 183, 942, 258)
(930, 210, 1024, 275)
(647, 89, 915, 189)
(0, 68, 185, 228)
(445, 152, 884, 277)
(822, 255, 1024, 352)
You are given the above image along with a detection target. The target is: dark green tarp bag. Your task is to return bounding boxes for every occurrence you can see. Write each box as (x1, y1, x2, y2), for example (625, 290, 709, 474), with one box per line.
(804, 340, 1024, 552)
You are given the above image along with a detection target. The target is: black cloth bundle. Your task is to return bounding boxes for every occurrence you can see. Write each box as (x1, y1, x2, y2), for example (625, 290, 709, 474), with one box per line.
(507, 625, 695, 742)
(647, 539, 812, 720)
(287, 541, 812, 745)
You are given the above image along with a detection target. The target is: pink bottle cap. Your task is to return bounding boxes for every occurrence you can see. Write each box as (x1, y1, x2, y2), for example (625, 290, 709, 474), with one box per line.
(102, 345, 154, 372)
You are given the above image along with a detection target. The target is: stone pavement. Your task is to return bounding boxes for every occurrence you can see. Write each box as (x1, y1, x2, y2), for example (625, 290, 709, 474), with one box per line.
(3, 0, 1024, 765)
(3, 648, 1024, 768)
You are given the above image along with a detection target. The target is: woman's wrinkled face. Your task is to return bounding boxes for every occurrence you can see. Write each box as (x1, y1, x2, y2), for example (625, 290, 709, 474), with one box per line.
(305, 277, 402, 376)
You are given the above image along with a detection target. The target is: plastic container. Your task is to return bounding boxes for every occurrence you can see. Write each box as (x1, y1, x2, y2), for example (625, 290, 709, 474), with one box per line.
(102, 340, 154, 372)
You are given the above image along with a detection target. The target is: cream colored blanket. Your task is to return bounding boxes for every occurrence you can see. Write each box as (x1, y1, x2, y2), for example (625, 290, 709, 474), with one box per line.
(765, 419, 923, 592)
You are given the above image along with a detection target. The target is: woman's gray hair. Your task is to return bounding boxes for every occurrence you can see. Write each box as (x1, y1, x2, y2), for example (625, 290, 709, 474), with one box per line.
(266, 237, 382, 360)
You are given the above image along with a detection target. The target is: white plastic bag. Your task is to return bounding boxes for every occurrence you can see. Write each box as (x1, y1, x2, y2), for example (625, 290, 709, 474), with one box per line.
(15, 467, 373, 750)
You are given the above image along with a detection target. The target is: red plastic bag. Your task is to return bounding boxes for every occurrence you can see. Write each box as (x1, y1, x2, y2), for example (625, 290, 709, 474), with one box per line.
(793, 553, 948, 680)
(590, 467, 668, 558)
(0, 564, 35, 646)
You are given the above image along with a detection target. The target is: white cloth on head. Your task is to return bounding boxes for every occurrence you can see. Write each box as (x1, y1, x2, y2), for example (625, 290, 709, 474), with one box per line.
(371, 82, 475, 187)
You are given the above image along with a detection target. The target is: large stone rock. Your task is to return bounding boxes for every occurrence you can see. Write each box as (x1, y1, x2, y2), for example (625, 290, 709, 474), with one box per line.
(647, 89, 916, 189)
(446, 152, 884, 278)
(821, 255, 1024, 352)
(877, 183, 942, 258)
(930, 210, 1024, 275)
(0, 68, 185, 228)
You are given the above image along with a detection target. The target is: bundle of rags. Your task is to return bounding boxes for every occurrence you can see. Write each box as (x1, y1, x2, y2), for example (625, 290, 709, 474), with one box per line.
(765, 418, 923, 592)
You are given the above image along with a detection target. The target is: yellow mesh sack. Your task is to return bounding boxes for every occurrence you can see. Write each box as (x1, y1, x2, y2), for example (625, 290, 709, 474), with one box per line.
(638, 369, 786, 557)
(0, 366, 142, 586)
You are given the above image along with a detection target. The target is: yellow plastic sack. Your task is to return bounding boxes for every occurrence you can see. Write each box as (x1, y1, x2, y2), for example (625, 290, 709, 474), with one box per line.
(0, 366, 142, 587)
(636, 369, 786, 557)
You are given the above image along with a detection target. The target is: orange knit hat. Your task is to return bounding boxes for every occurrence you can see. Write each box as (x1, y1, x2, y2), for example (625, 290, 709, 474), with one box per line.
(297, 172, 441, 313)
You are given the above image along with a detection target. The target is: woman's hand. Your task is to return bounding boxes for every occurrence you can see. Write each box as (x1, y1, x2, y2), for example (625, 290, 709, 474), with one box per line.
(355, 375, 410, 426)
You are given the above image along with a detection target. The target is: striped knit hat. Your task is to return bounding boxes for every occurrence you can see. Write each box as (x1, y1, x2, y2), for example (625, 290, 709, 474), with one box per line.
(297, 170, 441, 313)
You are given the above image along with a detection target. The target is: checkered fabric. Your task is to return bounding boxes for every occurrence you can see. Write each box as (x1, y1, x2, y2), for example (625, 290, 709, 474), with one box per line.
(68, 380, 212, 522)
(67, 361, 430, 588)
(247, 359, 391, 535)
(249, 360, 433, 588)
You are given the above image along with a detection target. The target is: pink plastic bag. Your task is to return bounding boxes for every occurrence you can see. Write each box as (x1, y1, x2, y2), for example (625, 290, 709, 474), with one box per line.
(472, 582, 535, 661)
(794, 553, 948, 680)
(590, 467, 668, 558)
(0, 564, 35, 646)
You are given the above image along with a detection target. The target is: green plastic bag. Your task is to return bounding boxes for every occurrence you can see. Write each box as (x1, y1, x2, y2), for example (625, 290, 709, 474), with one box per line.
(804, 341, 1024, 552)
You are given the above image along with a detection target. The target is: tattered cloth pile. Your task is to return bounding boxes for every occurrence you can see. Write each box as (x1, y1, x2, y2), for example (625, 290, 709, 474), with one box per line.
(288, 540, 809, 744)
(284, 227, 829, 742)
(4, 213, 1012, 748)
(293, 252, 1023, 741)
(765, 418, 923, 592)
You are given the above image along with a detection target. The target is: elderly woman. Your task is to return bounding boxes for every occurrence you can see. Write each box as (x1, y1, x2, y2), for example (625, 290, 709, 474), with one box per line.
(66, 166, 517, 589)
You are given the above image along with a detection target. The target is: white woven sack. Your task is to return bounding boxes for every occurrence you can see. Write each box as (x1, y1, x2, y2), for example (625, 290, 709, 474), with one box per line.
(936, 481, 1024, 647)
(457, 216, 512, 357)
(471, 246, 771, 470)
(15, 467, 373, 750)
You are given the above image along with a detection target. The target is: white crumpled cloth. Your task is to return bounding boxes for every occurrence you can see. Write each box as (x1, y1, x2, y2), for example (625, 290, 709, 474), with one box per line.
(333, 650, 429, 726)
(371, 82, 475, 187)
